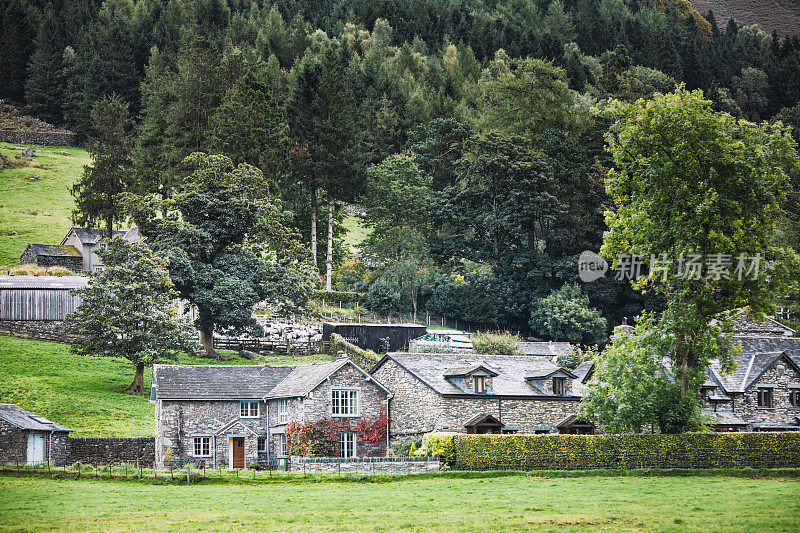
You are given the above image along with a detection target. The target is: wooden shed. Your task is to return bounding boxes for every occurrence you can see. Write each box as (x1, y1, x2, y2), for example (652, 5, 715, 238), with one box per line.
(0, 276, 88, 321)
(322, 322, 427, 353)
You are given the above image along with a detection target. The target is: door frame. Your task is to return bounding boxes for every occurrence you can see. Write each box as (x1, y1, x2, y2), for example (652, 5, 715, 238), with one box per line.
(27, 432, 45, 465)
(228, 436, 246, 469)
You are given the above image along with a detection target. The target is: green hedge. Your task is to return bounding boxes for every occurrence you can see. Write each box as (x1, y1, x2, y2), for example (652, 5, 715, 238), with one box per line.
(447, 433, 800, 470)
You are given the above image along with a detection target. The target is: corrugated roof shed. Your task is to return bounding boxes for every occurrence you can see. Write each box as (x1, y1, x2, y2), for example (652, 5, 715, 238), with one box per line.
(0, 275, 88, 289)
(0, 404, 71, 432)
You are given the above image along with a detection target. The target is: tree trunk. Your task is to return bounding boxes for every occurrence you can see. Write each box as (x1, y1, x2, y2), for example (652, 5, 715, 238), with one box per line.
(199, 329, 220, 359)
(326, 198, 334, 291)
(311, 189, 318, 267)
(106, 216, 113, 238)
(126, 362, 145, 393)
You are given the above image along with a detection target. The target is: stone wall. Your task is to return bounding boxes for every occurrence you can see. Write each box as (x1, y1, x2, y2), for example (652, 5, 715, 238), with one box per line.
(373, 358, 580, 436)
(19, 248, 83, 272)
(731, 362, 800, 426)
(0, 130, 81, 146)
(0, 419, 27, 465)
(289, 456, 440, 473)
(0, 320, 78, 343)
(67, 437, 155, 466)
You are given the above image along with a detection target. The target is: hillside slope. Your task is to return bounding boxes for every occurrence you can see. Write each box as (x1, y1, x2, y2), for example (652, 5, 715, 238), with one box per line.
(691, 0, 800, 36)
(0, 335, 332, 437)
(0, 143, 89, 266)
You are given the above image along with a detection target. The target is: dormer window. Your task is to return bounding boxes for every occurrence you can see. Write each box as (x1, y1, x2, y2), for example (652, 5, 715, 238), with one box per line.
(474, 376, 486, 393)
(553, 377, 565, 396)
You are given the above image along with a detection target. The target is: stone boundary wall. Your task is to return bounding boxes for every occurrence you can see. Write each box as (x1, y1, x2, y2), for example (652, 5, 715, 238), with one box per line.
(0, 320, 78, 343)
(289, 456, 440, 473)
(0, 130, 81, 147)
(67, 438, 155, 466)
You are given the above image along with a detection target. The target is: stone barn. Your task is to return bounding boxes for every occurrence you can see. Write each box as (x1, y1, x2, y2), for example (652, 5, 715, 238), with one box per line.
(19, 244, 83, 272)
(323, 322, 427, 353)
(0, 404, 72, 466)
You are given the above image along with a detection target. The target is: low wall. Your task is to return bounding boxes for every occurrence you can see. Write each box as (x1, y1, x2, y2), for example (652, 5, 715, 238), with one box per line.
(68, 438, 155, 466)
(0, 320, 78, 343)
(0, 130, 81, 147)
(289, 456, 440, 473)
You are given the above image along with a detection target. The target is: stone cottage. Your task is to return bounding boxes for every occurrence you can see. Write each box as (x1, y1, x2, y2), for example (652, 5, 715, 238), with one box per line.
(19, 243, 83, 271)
(151, 358, 392, 469)
(370, 353, 595, 436)
(701, 314, 800, 432)
(61, 226, 141, 271)
(0, 404, 71, 466)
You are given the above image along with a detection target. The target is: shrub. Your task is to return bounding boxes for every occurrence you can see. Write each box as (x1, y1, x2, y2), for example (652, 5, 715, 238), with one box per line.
(390, 435, 423, 456)
(471, 332, 522, 355)
(418, 432, 459, 458)
(451, 433, 800, 470)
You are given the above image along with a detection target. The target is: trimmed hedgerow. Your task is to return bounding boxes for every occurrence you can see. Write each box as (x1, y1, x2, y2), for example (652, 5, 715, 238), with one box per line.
(446, 433, 800, 470)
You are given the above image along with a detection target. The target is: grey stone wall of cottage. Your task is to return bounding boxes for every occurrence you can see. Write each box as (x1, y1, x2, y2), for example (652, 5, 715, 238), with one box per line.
(372, 358, 580, 435)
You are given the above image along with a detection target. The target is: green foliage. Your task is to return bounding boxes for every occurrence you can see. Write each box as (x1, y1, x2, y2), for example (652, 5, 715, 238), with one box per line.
(579, 313, 704, 434)
(71, 94, 134, 236)
(418, 432, 459, 458)
(364, 279, 408, 315)
(451, 433, 800, 470)
(530, 284, 608, 346)
(603, 85, 800, 395)
(471, 332, 522, 355)
(65, 238, 198, 391)
(329, 333, 381, 369)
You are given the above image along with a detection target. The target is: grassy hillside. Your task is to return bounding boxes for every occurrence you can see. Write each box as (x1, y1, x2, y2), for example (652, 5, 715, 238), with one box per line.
(342, 212, 370, 254)
(690, 0, 800, 36)
(0, 142, 89, 267)
(0, 335, 332, 437)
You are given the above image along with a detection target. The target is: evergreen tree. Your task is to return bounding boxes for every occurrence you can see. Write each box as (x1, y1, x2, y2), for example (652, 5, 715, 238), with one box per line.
(0, 0, 40, 101)
(25, 4, 64, 124)
(71, 94, 134, 236)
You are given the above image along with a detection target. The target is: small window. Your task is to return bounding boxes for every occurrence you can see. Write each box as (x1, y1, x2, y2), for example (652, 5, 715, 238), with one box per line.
(340, 432, 355, 458)
(331, 389, 358, 416)
(474, 376, 485, 393)
(790, 390, 800, 407)
(278, 398, 289, 424)
(279, 434, 287, 456)
(757, 388, 772, 407)
(257, 436, 267, 453)
(193, 436, 211, 457)
(240, 400, 259, 418)
(553, 377, 565, 396)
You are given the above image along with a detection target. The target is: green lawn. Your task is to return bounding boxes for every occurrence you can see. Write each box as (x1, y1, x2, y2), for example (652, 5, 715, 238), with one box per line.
(342, 212, 370, 254)
(0, 142, 90, 267)
(0, 335, 332, 437)
(0, 474, 798, 531)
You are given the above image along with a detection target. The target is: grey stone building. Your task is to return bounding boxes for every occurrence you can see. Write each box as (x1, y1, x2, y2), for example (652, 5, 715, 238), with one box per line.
(0, 404, 71, 466)
(19, 244, 83, 271)
(701, 315, 800, 432)
(151, 358, 392, 469)
(60, 226, 141, 272)
(370, 353, 595, 436)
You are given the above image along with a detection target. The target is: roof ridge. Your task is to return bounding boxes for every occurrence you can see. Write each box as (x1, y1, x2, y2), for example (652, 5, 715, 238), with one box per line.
(741, 353, 756, 389)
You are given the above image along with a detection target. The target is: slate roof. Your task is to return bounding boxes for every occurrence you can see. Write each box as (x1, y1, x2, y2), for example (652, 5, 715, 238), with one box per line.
(702, 409, 748, 426)
(153, 358, 389, 401)
(0, 404, 71, 432)
(518, 341, 573, 357)
(24, 244, 81, 257)
(0, 275, 88, 290)
(572, 361, 595, 384)
(63, 227, 129, 245)
(717, 309, 796, 337)
(706, 335, 800, 394)
(372, 353, 581, 398)
(153, 365, 294, 400)
(443, 363, 500, 378)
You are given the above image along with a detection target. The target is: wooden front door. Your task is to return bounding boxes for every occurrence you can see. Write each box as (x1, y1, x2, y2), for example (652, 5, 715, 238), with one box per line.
(231, 437, 245, 469)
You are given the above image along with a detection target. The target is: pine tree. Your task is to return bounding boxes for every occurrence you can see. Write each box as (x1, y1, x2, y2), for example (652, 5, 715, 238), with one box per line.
(0, 0, 40, 101)
(71, 94, 134, 236)
(25, 4, 64, 124)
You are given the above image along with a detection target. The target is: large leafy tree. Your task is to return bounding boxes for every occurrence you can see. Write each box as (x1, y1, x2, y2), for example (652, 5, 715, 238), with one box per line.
(126, 153, 314, 357)
(66, 238, 197, 393)
(71, 93, 134, 236)
(603, 86, 800, 402)
(579, 313, 705, 434)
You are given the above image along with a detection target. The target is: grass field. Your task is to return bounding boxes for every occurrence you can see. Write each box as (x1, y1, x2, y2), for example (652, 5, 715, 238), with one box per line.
(0, 142, 90, 267)
(0, 335, 332, 437)
(1, 473, 798, 531)
(342, 212, 370, 254)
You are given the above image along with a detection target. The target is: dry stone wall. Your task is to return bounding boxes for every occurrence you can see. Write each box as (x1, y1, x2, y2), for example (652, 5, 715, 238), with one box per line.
(0, 130, 81, 146)
(289, 456, 440, 473)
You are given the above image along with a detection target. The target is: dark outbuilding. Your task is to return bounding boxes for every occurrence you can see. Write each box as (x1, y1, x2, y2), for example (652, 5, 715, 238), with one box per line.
(323, 322, 426, 353)
(0, 404, 72, 466)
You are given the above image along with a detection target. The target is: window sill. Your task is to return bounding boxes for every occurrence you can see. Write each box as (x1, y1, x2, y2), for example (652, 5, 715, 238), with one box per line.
(331, 414, 360, 418)
(240, 415, 260, 419)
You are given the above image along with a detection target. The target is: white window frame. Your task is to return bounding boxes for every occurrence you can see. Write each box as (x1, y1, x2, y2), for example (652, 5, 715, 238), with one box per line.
(193, 436, 211, 457)
(279, 434, 287, 456)
(257, 436, 267, 453)
(331, 389, 359, 417)
(340, 432, 355, 458)
(278, 398, 289, 424)
(240, 400, 260, 418)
